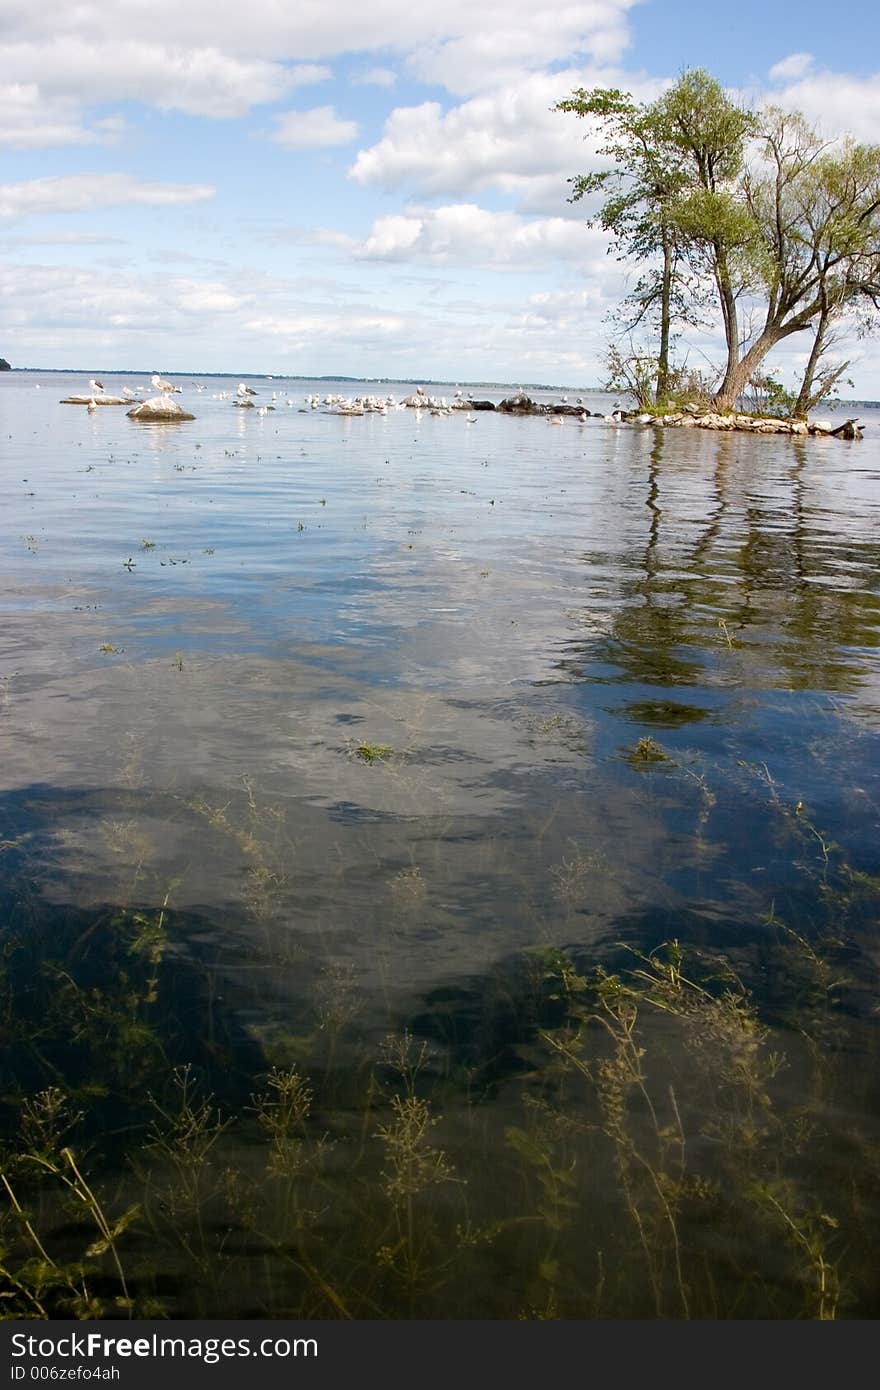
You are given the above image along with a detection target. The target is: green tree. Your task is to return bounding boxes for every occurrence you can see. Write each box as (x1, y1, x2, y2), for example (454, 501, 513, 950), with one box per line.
(737, 112, 880, 415)
(560, 72, 880, 414)
(555, 87, 695, 404)
(652, 70, 758, 407)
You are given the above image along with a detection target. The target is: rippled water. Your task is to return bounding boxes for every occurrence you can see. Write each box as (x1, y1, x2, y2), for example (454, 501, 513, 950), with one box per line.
(1, 371, 879, 1318)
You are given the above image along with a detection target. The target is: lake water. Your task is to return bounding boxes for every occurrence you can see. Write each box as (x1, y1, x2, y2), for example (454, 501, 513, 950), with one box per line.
(1, 370, 879, 1318)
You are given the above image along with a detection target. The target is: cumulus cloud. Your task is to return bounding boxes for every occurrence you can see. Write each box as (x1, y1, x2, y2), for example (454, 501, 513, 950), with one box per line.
(3, 2, 637, 69)
(766, 67, 880, 142)
(0, 174, 215, 221)
(768, 53, 814, 82)
(0, 85, 124, 150)
(0, 0, 638, 133)
(0, 40, 301, 119)
(405, 0, 639, 95)
(269, 107, 359, 148)
(349, 68, 661, 207)
(0, 262, 248, 338)
(350, 203, 609, 269)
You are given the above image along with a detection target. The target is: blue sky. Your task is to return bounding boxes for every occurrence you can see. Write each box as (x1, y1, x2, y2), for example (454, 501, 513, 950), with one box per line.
(2, 0, 880, 392)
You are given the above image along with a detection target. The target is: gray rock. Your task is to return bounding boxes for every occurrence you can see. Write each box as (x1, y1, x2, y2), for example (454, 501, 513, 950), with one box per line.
(127, 395, 195, 422)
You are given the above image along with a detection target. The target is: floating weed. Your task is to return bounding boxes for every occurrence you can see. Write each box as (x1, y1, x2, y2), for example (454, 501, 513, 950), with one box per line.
(141, 539, 156, 550)
(99, 643, 122, 654)
(172, 651, 184, 672)
(627, 736, 670, 764)
(356, 742, 393, 763)
(718, 617, 736, 648)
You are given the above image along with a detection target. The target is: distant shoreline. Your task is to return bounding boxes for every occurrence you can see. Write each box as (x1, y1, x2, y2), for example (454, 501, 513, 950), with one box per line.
(4, 367, 876, 408)
(3, 367, 599, 393)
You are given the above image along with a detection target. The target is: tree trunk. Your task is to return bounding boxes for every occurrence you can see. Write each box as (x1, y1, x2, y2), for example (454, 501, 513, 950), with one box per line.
(654, 232, 673, 404)
(792, 315, 826, 418)
(712, 242, 740, 401)
(711, 330, 784, 411)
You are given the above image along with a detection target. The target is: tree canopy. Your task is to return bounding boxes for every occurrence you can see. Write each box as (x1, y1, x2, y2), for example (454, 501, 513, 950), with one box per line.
(557, 69, 880, 413)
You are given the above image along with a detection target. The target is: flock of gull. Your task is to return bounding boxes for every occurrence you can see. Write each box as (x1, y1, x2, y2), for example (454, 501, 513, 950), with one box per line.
(66, 377, 621, 424)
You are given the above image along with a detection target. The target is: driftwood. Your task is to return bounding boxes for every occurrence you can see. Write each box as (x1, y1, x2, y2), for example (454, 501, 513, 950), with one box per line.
(60, 395, 130, 405)
(830, 418, 863, 440)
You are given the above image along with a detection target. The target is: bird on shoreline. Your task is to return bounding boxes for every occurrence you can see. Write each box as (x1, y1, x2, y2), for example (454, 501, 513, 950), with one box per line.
(89, 378, 104, 394)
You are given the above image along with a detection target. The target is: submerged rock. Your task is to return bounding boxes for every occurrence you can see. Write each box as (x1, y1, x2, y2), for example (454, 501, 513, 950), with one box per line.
(127, 395, 195, 422)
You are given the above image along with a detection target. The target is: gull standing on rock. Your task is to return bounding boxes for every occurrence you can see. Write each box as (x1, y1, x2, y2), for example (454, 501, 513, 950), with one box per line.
(151, 374, 177, 395)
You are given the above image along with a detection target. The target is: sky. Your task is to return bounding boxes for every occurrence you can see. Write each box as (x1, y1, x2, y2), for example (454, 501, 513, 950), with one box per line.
(2, 0, 880, 392)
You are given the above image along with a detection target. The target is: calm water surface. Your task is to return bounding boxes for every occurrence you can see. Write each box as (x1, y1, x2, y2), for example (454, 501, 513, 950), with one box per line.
(1, 371, 879, 1318)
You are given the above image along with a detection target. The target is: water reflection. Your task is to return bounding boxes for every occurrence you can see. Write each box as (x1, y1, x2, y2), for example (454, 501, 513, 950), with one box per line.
(1, 375, 879, 1317)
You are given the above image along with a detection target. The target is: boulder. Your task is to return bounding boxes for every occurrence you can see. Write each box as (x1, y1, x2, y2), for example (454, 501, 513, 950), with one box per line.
(499, 392, 542, 414)
(467, 399, 496, 411)
(127, 395, 195, 422)
(0, 358, 11, 371)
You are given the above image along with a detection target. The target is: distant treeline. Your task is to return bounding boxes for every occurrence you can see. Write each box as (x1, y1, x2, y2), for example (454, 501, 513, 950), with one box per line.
(10, 367, 597, 392)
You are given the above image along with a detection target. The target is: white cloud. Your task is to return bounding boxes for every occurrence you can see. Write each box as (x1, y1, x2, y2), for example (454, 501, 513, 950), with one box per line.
(0, 85, 124, 150)
(406, 0, 639, 95)
(766, 68, 880, 142)
(0, 261, 240, 330)
(269, 107, 359, 148)
(349, 68, 663, 207)
(245, 311, 408, 344)
(0, 1, 638, 134)
(0, 40, 300, 119)
(0, 174, 215, 221)
(351, 203, 608, 269)
(4, 232, 127, 247)
(768, 53, 814, 82)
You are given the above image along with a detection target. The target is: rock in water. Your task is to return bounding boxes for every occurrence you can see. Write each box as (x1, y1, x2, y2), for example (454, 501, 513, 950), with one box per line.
(127, 395, 195, 422)
(498, 393, 540, 414)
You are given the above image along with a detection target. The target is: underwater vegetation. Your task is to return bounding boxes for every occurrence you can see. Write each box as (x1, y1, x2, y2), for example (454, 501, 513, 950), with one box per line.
(1, 757, 879, 1322)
